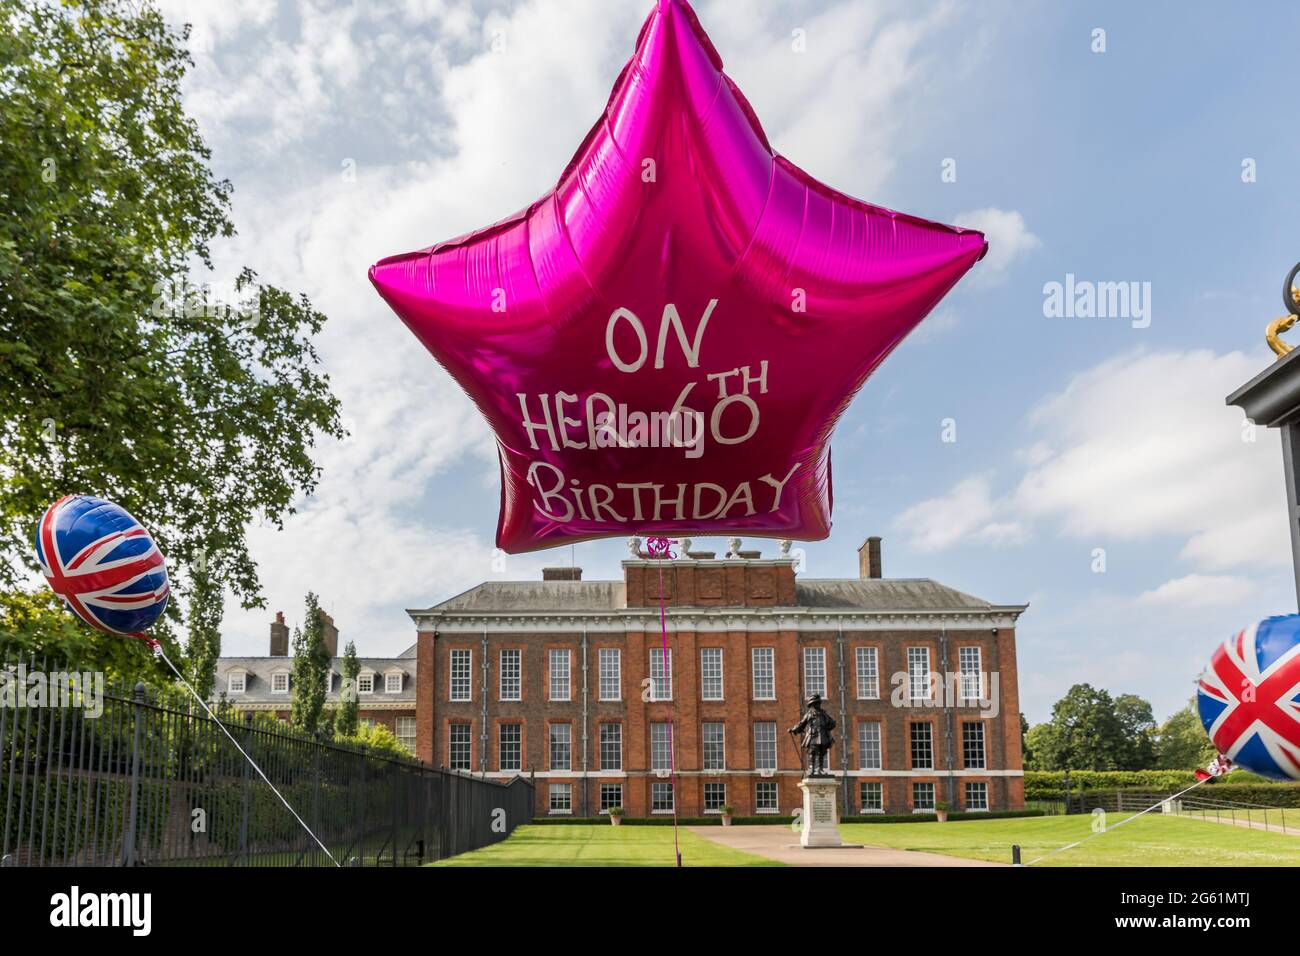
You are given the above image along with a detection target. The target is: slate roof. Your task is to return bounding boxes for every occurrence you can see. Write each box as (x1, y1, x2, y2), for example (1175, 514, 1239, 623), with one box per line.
(213, 655, 416, 704)
(795, 578, 1000, 610)
(417, 577, 1015, 614)
(428, 580, 627, 612)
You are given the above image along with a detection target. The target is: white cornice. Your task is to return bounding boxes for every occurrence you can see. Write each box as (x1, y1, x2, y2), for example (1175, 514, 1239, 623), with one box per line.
(410, 606, 1027, 634)
(483, 769, 1024, 779)
(225, 701, 416, 711)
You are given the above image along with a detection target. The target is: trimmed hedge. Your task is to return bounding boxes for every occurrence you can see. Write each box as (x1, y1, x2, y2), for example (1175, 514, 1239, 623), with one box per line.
(531, 816, 762, 826)
(1075, 784, 1300, 809)
(532, 808, 1046, 826)
(1024, 770, 1272, 800)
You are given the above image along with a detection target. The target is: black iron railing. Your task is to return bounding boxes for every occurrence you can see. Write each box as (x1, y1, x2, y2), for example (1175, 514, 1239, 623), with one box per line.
(0, 652, 532, 866)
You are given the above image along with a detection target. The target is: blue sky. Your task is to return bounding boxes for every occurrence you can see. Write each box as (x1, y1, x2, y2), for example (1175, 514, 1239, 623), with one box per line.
(161, 0, 1300, 723)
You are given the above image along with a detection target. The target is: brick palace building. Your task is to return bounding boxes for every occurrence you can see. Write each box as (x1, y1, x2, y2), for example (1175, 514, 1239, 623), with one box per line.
(409, 537, 1027, 818)
(214, 610, 418, 752)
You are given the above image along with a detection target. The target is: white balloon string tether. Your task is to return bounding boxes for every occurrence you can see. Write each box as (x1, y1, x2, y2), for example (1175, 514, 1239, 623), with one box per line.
(1025, 776, 1212, 866)
(141, 636, 341, 867)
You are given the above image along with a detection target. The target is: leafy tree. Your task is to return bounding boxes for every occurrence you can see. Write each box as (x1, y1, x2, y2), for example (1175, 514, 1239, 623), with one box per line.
(290, 593, 330, 735)
(336, 640, 360, 738)
(335, 721, 412, 760)
(0, 0, 343, 646)
(1113, 693, 1158, 770)
(1019, 712, 1033, 767)
(1031, 684, 1126, 771)
(0, 589, 163, 681)
(1023, 722, 1057, 771)
(318, 706, 337, 741)
(183, 561, 222, 700)
(1025, 685, 1163, 771)
(1156, 700, 1217, 770)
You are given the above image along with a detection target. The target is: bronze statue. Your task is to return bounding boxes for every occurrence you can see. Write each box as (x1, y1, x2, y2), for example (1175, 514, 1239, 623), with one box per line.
(790, 693, 836, 777)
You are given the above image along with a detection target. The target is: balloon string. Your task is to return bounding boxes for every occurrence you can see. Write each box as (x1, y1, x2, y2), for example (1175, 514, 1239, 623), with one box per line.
(133, 634, 342, 867)
(656, 560, 682, 868)
(1024, 776, 1211, 866)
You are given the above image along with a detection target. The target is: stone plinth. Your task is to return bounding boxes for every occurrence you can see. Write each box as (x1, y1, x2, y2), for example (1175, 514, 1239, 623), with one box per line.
(798, 777, 843, 848)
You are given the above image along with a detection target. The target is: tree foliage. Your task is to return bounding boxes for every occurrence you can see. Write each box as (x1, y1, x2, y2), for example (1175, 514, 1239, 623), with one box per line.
(183, 561, 222, 700)
(0, 0, 343, 647)
(1025, 684, 1127, 771)
(336, 639, 360, 738)
(290, 592, 330, 735)
(0, 588, 165, 681)
(1026, 685, 1214, 772)
(1113, 693, 1158, 769)
(1155, 700, 1218, 770)
(334, 721, 412, 760)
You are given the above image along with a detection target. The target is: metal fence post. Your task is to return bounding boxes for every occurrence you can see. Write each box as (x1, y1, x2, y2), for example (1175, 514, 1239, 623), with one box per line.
(239, 713, 252, 866)
(358, 744, 368, 866)
(312, 731, 324, 866)
(121, 682, 145, 867)
(390, 765, 399, 867)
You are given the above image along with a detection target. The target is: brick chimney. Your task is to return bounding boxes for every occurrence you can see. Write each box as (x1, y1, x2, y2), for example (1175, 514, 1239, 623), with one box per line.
(269, 611, 289, 657)
(858, 537, 882, 579)
(318, 610, 339, 657)
(542, 567, 583, 581)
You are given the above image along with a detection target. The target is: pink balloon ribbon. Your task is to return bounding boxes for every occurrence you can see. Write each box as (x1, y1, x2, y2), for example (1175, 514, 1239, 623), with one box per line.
(645, 536, 681, 866)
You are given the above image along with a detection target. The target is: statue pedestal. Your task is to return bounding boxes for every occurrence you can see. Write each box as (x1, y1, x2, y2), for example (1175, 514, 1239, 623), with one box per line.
(797, 777, 843, 848)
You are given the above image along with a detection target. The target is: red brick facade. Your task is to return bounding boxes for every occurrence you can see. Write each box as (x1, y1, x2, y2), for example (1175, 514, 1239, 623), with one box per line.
(413, 547, 1026, 818)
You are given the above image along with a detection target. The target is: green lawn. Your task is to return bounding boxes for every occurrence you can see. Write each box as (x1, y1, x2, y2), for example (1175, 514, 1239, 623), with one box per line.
(842, 814, 1300, 867)
(429, 825, 782, 867)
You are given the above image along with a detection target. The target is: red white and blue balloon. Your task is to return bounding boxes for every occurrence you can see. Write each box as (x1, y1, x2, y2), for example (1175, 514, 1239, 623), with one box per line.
(35, 495, 170, 636)
(1197, 615, 1300, 781)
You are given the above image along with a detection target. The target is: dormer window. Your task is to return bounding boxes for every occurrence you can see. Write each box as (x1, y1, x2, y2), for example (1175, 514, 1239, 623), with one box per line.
(357, 672, 375, 694)
(271, 672, 289, 694)
(385, 672, 403, 694)
(227, 671, 246, 694)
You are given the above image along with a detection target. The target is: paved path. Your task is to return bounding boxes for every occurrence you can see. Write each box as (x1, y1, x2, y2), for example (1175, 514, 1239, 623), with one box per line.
(688, 825, 1003, 867)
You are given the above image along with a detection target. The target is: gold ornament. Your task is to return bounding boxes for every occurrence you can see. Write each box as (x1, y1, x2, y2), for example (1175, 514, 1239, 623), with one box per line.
(1267, 285, 1300, 358)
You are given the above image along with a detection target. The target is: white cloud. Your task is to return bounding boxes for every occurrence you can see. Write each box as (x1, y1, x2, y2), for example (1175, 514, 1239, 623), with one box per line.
(1136, 573, 1257, 609)
(1014, 349, 1288, 569)
(710, 0, 975, 197)
(892, 349, 1289, 576)
(893, 476, 1026, 552)
(953, 207, 1039, 284)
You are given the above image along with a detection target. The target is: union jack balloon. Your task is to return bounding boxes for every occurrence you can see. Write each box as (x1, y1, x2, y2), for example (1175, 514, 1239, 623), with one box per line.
(1197, 615, 1300, 781)
(35, 495, 170, 636)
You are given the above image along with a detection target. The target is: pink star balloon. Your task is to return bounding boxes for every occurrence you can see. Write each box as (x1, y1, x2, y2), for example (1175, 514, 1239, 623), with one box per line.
(370, 0, 987, 554)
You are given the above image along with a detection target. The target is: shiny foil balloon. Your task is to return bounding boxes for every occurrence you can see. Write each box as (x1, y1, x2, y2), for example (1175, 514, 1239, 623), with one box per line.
(35, 495, 170, 636)
(370, 0, 987, 553)
(1197, 615, 1300, 780)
